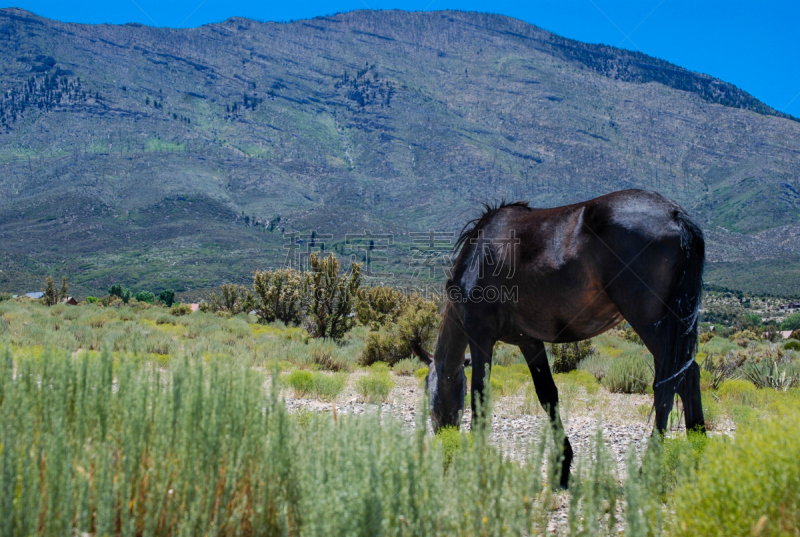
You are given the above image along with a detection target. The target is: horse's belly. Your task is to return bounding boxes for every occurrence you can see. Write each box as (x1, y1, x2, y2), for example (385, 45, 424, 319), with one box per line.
(513, 286, 623, 343)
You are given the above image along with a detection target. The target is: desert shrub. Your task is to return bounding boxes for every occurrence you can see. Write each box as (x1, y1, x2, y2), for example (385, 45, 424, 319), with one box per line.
(359, 294, 440, 366)
(155, 314, 177, 325)
(170, 303, 193, 316)
(414, 367, 429, 380)
(0, 317, 9, 334)
(305, 253, 362, 341)
(84, 296, 99, 304)
(702, 393, 723, 431)
(434, 426, 464, 469)
(578, 353, 612, 381)
(728, 329, 759, 347)
(623, 325, 644, 345)
(782, 339, 800, 351)
(0, 292, 12, 302)
(698, 331, 715, 344)
(602, 354, 654, 394)
(134, 291, 155, 304)
(206, 284, 256, 315)
(285, 370, 315, 397)
(489, 364, 531, 397)
(554, 369, 601, 395)
(549, 340, 595, 373)
(355, 370, 394, 403)
(493, 342, 523, 366)
(253, 268, 308, 325)
(717, 379, 759, 405)
(743, 361, 800, 391)
(354, 285, 407, 330)
(392, 357, 421, 376)
(671, 407, 800, 536)
(790, 329, 800, 341)
(0, 349, 552, 536)
(361, 328, 407, 366)
(310, 341, 351, 372)
(660, 432, 710, 494)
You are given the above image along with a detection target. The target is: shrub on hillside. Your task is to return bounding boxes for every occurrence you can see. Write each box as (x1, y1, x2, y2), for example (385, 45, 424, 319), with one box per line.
(717, 379, 759, 406)
(578, 354, 612, 381)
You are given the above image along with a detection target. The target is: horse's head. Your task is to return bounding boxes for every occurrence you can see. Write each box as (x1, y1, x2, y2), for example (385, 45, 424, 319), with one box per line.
(410, 339, 471, 432)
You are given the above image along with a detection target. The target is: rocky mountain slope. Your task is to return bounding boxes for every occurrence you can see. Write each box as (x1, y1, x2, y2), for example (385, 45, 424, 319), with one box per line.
(1, 8, 799, 296)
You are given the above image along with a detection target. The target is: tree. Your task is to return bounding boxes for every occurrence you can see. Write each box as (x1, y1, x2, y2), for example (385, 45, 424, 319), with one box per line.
(60, 277, 68, 302)
(134, 291, 155, 304)
(305, 253, 361, 341)
(158, 289, 176, 307)
(42, 276, 58, 306)
(781, 312, 800, 331)
(109, 284, 131, 304)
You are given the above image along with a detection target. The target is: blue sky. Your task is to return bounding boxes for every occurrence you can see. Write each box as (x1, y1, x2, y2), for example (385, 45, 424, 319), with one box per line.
(3, 0, 799, 117)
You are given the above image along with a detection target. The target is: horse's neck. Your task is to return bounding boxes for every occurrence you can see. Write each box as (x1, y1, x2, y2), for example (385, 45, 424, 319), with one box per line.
(434, 302, 468, 371)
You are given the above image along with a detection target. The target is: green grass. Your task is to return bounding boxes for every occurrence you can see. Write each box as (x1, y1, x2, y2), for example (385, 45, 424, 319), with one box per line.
(355, 370, 395, 403)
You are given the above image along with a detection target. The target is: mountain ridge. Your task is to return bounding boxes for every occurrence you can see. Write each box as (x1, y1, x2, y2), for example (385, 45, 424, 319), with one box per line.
(1, 8, 799, 297)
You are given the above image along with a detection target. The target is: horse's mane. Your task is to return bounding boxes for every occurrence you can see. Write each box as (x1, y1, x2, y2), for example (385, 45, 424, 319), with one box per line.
(454, 200, 531, 252)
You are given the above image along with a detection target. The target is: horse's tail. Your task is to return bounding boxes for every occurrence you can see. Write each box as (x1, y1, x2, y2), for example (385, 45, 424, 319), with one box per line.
(654, 211, 705, 410)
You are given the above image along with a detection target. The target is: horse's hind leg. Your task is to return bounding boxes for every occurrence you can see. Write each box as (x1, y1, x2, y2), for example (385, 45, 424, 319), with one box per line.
(677, 361, 705, 433)
(519, 340, 573, 489)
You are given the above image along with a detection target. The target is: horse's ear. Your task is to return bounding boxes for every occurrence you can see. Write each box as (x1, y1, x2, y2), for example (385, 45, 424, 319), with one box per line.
(463, 353, 472, 367)
(410, 339, 433, 365)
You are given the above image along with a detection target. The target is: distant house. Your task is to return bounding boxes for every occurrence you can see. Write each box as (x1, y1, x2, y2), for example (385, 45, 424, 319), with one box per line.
(190, 303, 200, 312)
(25, 292, 44, 299)
(63, 296, 78, 306)
(782, 302, 800, 311)
(781, 331, 795, 339)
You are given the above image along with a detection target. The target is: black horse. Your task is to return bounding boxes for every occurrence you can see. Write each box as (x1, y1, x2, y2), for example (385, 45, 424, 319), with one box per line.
(411, 189, 704, 488)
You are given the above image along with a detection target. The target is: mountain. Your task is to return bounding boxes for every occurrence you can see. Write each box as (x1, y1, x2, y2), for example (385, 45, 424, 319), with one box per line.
(1, 8, 799, 298)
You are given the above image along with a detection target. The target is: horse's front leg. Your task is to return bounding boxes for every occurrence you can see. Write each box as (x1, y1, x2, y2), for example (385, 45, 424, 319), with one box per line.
(519, 340, 573, 489)
(466, 331, 496, 428)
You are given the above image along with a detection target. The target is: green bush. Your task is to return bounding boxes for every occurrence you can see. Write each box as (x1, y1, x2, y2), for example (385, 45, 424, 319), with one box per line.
(158, 289, 176, 307)
(155, 314, 177, 325)
(359, 294, 440, 366)
(84, 296, 99, 304)
(170, 303, 193, 316)
(134, 291, 155, 304)
(253, 268, 307, 325)
(108, 284, 131, 303)
(305, 253, 361, 341)
(717, 379, 759, 406)
(0, 292, 12, 302)
(354, 285, 407, 330)
(578, 353, 612, 381)
(285, 369, 315, 396)
(355, 371, 394, 403)
(780, 312, 800, 331)
(783, 339, 800, 351)
(392, 357, 422, 376)
(602, 354, 654, 394)
(548, 339, 595, 373)
(671, 407, 800, 536)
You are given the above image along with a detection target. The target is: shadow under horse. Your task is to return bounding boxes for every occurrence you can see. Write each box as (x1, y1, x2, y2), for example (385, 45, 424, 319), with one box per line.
(411, 189, 705, 488)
